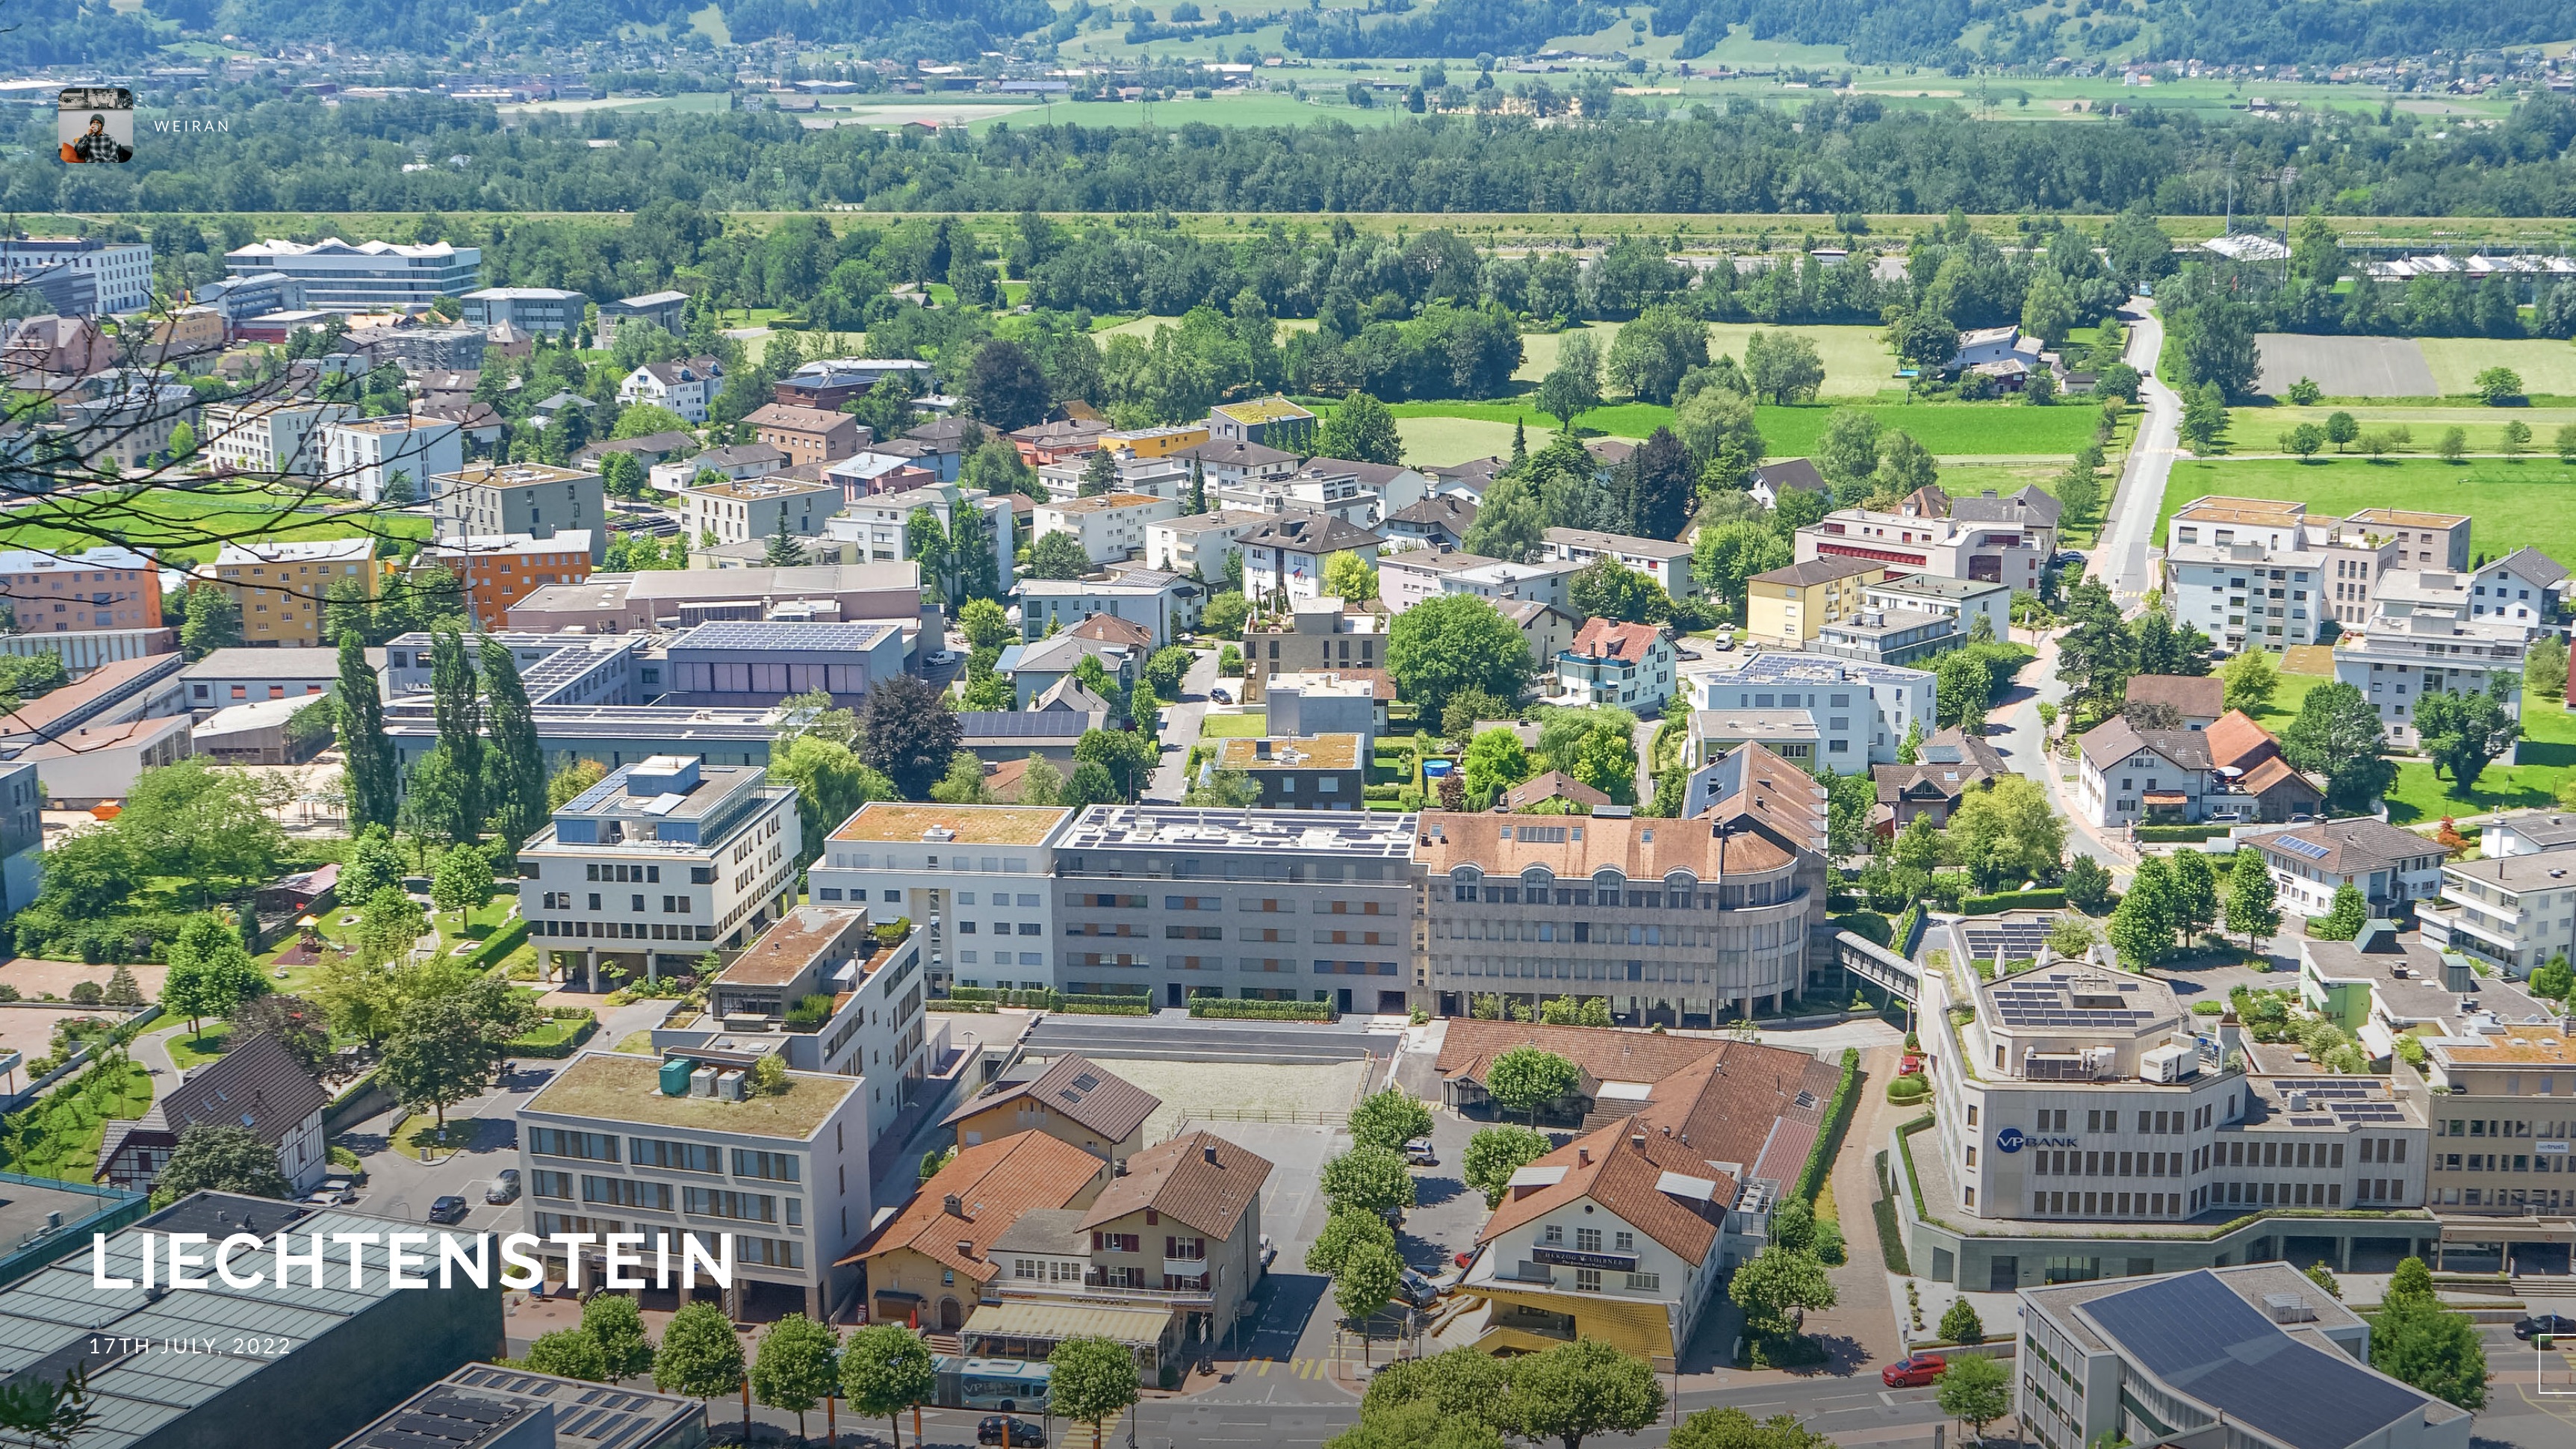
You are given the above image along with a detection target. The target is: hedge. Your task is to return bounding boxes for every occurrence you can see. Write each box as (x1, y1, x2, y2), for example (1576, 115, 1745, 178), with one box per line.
(927, 999, 998, 1013)
(1830, 911, 1893, 949)
(506, 1015, 598, 1059)
(1961, 888, 2067, 916)
(2134, 825, 2227, 843)
(1058, 999, 1154, 1016)
(1793, 1046, 1862, 1203)
(462, 918, 530, 974)
(1190, 998, 1336, 1022)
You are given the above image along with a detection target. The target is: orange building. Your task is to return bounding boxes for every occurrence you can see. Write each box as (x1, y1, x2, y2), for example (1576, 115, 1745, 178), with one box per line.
(415, 531, 597, 630)
(0, 544, 161, 634)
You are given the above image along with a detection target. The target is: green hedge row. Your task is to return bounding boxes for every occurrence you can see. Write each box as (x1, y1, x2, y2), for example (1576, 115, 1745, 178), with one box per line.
(1190, 999, 1335, 1022)
(2134, 825, 2227, 843)
(927, 999, 998, 1013)
(1961, 888, 2067, 916)
(1793, 1047, 1863, 1203)
(463, 919, 531, 973)
(1058, 1002, 1154, 1016)
(506, 1016, 598, 1060)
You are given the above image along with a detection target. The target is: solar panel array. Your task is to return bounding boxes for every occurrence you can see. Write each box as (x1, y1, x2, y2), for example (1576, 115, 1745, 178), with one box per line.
(2079, 1271, 2433, 1449)
(958, 711, 1090, 739)
(2273, 1078, 2409, 1124)
(2276, 835, 2333, 860)
(1964, 920, 2052, 959)
(671, 621, 893, 652)
(1991, 974, 2156, 1028)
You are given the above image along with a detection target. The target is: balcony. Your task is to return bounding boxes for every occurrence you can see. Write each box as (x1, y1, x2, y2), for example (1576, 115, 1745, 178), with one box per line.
(997, 1276, 1212, 1309)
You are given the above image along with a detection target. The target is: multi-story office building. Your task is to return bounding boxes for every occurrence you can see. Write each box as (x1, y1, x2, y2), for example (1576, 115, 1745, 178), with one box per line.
(2408, 972, 2576, 1222)
(432, 462, 608, 562)
(683, 475, 839, 548)
(0, 236, 151, 314)
(459, 287, 586, 336)
(807, 802, 1074, 998)
(199, 399, 356, 477)
(596, 289, 689, 349)
(0, 544, 161, 636)
(1421, 761, 1828, 1024)
(508, 562, 919, 634)
(207, 537, 388, 648)
(515, 754, 801, 989)
(320, 415, 463, 503)
(1682, 648, 1934, 768)
(223, 238, 482, 309)
(415, 532, 595, 630)
(682, 904, 928, 1146)
(518, 1048, 871, 1319)
(1052, 805, 1421, 1015)
(1242, 597, 1388, 703)
(2332, 605, 2525, 749)
(2015, 1265, 2469, 1449)
(1794, 505, 2046, 592)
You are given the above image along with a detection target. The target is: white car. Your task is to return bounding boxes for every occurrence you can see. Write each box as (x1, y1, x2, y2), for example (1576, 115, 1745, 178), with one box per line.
(926, 650, 962, 666)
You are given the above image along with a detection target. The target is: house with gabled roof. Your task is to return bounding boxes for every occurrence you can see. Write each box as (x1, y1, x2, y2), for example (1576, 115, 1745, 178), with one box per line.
(97, 1031, 331, 1195)
(1870, 726, 2008, 832)
(850, 1129, 1114, 1333)
(2076, 717, 2216, 828)
(940, 1054, 1160, 1165)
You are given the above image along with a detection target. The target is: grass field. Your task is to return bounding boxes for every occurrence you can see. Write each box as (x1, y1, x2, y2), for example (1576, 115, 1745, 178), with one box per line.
(0, 485, 425, 565)
(1199, 710, 1269, 739)
(2155, 456, 2576, 571)
(2418, 338, 2576, 397)
(1396, 415, 1521, 466)
(1513, 321, 1897, 397)
(2386, 692, 2576, 825)
(1384, 396, 2104, 461)
(1093, 314, 1318, 341)
(160, 1022, 233, 1071)
(2241, 403, 2576, 451)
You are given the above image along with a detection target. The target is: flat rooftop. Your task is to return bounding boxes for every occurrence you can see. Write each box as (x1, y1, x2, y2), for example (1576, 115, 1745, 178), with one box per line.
(683, 476, 837, 501)
(1214, 733, 1364, 772)
(717, 905, 882, 988)
(335, 1365, 701, 1449)
(524, 1052, 857, 1141)
(434, 462, 597, 489)
(1060, 804, 1419, 857)
(829, 802, 1072, 846)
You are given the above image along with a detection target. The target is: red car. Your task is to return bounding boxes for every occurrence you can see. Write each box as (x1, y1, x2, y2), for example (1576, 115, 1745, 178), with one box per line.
(1882, 1354, 1946, 1388)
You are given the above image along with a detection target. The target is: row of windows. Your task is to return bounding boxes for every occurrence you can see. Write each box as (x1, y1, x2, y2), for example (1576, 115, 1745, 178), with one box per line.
(533, 919, 714, 942)
(529, 1132, 804, 1183)
(2439, 1152, 2575, 1175)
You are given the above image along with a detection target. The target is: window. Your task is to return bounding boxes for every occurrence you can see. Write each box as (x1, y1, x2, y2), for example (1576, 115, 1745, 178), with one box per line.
(1574, 1268, 1603, 1292)
(583, 1176, 672, 1210)
(682, 1187, 778, 1221)
(1575, 1228, 1602, 1253)
(1091, 1232, 1140, 1253)
(628, 1138, 721, 1173)
(1542, 1224, 1563, 1244)
(1614, 1231, 1634, 1252)
(529, 1128, 618, 1161)
(733, 1149, 801, 1182)
(1624, 1271, 1660, 1292)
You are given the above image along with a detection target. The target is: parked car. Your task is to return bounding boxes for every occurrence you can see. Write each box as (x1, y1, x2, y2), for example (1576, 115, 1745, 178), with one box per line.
(2516, 1313, 2576, 1340)
(1397, 1270, 1441, 1309)
(1453, 1250, 1477, 1270)
(427, 1195, 470, 1224)
(926, 650, 961, 666)
(1404, 1138, 1438, 1167)
(978, 1417, 1046, 1447)
(1881, 1354, 1946, 1388)
(1209, 686, 1233, 704)
(307, 1177, 356, 1207)
(485, 1170, 521, 1205)
(1257, 1235, 1276, 1268)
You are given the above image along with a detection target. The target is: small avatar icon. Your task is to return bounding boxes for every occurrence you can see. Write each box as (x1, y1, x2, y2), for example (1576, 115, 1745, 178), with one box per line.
(60, 114, 131, 165)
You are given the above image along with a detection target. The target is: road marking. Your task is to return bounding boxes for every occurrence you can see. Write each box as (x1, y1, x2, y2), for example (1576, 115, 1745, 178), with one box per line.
(1254, 1358, 1271, 1376)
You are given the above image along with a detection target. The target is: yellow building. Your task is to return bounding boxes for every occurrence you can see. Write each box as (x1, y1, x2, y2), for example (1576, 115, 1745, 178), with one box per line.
(1745, 556, 1886, 647)
(1103, 423, 1211, 459)
(206, 536, 391, 648)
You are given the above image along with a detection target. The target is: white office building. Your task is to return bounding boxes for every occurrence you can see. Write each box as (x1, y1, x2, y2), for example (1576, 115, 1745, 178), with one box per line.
(0, 237, 152, 314)
(223, 238, 482, 310)
(320, 415, 465, 503)
(804, 802, 1076, 997)
(199, 400, 358, 477)
(1683, 648, 1934, 768)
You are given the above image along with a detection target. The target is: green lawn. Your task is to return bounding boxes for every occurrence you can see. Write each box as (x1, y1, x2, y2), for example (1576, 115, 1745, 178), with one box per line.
(2386, 695, 2576, 826)
(2249, 670, 2330, 733)
(1395, 414, 1523, 467)
(159, 1023, 233, 1071)
(2246, 403, 2576, 450)
(2417, 338, 2576, 397)
(1199, 710, 1269, 739)
(0, 485, 429, 566)
(1514, 322, 1897, 397)
(2155, 456, 2576, 574)
(4, 1059, 153, 1183)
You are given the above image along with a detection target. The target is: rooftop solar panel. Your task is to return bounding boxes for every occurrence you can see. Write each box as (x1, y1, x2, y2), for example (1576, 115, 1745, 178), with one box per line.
(2277, 836, 2333, 860)
(2078, 1272, 2432, 1449)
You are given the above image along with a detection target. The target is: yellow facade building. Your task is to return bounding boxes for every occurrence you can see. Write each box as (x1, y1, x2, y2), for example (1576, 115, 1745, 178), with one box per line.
(206, 537, 391, 648)
(1745, 556, 1887, 647)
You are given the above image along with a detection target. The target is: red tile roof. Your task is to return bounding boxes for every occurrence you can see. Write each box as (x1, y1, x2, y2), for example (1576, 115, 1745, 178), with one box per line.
(1079, 1129, 1273, 1240)
(847, 1131, 1111, 1282)
(1568, 618, 1663, 661)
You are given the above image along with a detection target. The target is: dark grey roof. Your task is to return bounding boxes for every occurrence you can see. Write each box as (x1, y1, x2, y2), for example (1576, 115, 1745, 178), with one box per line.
(1950, 485, 2063, 530)
(1238, 511, 1381, 554)
(2253, 817, 2445, 876)
(958, 710, 1091, 740)
(2077, 717, 2214, 771)
(940, 1053, 1160, 1142)
(2078, 1271, 2436, 1449)
(2491, 545, 2570, 587)
(1752, 458, 1827, 494)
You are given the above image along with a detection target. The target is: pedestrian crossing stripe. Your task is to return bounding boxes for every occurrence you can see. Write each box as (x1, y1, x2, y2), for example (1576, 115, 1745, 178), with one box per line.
(1254, 1359, 1272, 1376)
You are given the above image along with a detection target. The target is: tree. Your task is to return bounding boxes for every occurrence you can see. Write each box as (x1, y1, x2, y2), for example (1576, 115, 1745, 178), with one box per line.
(2504, 418, 2534, 458)
(2282, 682, 2396, 810)
(161, 915, 268, 1036)
(2306, 1261, 2344, 1300)
(860, 674, 964, 798)
(582, 1291, 657, 1382)
(1460, 471, 1545, 563)
(377, 994, 506, 1131)
(1935, 651, 1992, 732)
(156, 1123, 289, 1199)
(964, 338, 1052, 432)
(1388, 595, 1531, 722)
(2179, 384, 2228, 453)
(1503, 1338, 1666, 1449)
(1306, 1206, 1399, 1278)
(2439, 425, 2469, 462)
(1073, 727, 1157, 799)
(179, 583, 240, 660)
(2170, 845, 2220, 945)
(2055, 580, 2132, 708)
(2064, 855, 2113, 914)
(1670, 385, 1763, 472)
(1078, 447, 1120, 497)
(1318, 393, 1403, 465)
(336, 632, 397, 834)
(2529, 633, 2569, 701)
(1460, 728, 1534, 804)
(1669, 1407, 1833, 1449)
(1869, 429, 1939, 502)
(1604, 305, 1708, 404)
(2282, 423, 2324, 461)
(1567, 556, 1666, 624)
(2314, 883, 2369, 941)
(1324, 551, 1379, 604)
(525, 1329, 613, 1383)
(750, 1314, 840, 1441)
(2107, 859, 2173, 968)
(1047, 1335, 1141, 1449)
(2371, 1294, 2488, 1411)
(1937, 1297, 1984, 1344)
(1621, 427, 1695, 541)
(1201, 590, 1250, 639)
(1934, 1354, 2011, 1442)
(2415, 680, 2522, 792)
(1461, 1125, 1552, 1208)
(2225, 847, 2282, 950)
(1320, 1145, 1418, 1217)
(1536, 332, 1602, 425)
(1347, 1087, 1433, 1152)
(1946, 775, 2064, 892)
(1728, 1244, 1836, 1341)
(1026, 530, 1092, 580)
(958, 597, 1012, 654)
(1334, 1238, 1406, 1337)
(2475, 365, 2525, 405)
(764, 513, 810, 568)
(839, 1324, 934, 1449)
(228, 992, 329, 1076)
(2530, 955, 2575, 1003)
(1484, 1047, 1580, 1124)
(1743, 329, 1825, 405)
(432, 843, 494, 925)
(2324, 410, 2359, 452)
(654, 1301, 745, 1403)
(2220, 648, 2277, 716)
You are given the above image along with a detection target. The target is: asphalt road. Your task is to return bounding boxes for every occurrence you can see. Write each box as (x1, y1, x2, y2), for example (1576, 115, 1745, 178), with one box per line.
(1021, 1013, 1402, 1064)
(1147, 647, 1222, 803)
(2094, 297, 2182, 607)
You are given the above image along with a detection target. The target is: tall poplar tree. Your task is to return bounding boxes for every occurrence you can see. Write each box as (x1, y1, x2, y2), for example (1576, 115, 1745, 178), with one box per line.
(479, 636, 548, 848)
(337, 631, 398, 834)
(429, 629, 484, 840)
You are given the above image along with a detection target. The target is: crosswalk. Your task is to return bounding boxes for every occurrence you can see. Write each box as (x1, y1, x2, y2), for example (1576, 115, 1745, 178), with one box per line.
(1241, 1355, 1344, 1379)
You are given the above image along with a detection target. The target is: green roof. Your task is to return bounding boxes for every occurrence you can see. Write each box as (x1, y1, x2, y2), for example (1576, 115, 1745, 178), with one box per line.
(524, 1052, 858, 1141)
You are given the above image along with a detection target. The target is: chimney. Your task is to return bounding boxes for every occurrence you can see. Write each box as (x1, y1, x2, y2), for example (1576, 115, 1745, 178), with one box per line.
(943, 1193, 963, 1217)
(2216, 1008, 2244, 1067)
(1202, 1143, 1220, 1165)
(955, 1240, 975, 1260)
(1630, 1133, 1648, 1154)
(1576, 1147, 1590, 1167)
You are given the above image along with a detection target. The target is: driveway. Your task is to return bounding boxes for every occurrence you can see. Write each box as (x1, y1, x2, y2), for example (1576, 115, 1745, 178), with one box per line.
(1148, 647, 1221, 803)
(2094, 297, 2181, 608)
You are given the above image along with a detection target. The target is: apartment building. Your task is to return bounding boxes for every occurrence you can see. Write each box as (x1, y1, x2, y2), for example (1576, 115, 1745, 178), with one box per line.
(1238, 510, 1382, 605)
(199, 400, 356, 477)
(1745, 557, 1884, 648)
(807, 802, 1074, 997)
(1382, 494, 1477, 553)
(1542, 527, 1698, 601)
(776, 359, 933, 412)
(1012, 571, 1201, 647)
(1813, 572, 2015, 667)
(684, 475, 840, 548)
(2462, 547, 2563, 630)
(1208, 733, 1368, 810)
(2076, 719, 2214, 828)
(818, 483, 1014, 585)
(223, 238, 481, 308)
(1239, 598, 1387, 703)
(685, 904, 928, 1143)
(1553, 618, 1674, 715)
(746, 403, 866, 468)
(207, 537, 388, 648)
(2332, 606, 2525, 748)
(2251, 817, 2449, 922)
(1212, 465, 1379, 527)
(2015, 1265, 2468, 1449)
(2480, 809, 2576, 859)
(516, 754, 802, 989)
(1793, 506, 2046, 592)
(1143, 509, 1268, 577)
(459, 288, 585, 336)
(1451, 1031, 1831, 1368)
(0, 544, 161, 636)
(943, 1052, 1158, 1164)
(415, 532, 596, 630)
(319, 416, 464, 504)
(1037, 1129, 1270, 1362)
(2418, 846, 2576, 975)
(1052, 804, 1421, 1015)
(2350, 507, 2472, 571)
(1208, 395, 1315, 449)
(1421, 769, 1828, 1025)
(432, 462, 608, 561)
(1033, 492, 1182, 565)
(1102, 423, 1210, 459)
(1683, 648, 1935, 768)
(1872, 727, 2009, 832)
(617, 356, 726, 423)
(1040, 453, 1188, 505)
(518, 1049, 871, 1319)
(1176, 438, 1298, 492)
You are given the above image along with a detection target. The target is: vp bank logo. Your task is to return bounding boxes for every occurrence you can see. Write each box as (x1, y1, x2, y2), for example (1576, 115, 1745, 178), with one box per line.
(1995, 1126, 2028, 1155)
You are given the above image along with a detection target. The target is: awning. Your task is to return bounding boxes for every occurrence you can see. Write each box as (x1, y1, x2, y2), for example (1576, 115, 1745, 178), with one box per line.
(961, 1300, 1172, 1346)
(2143, 791, 2188, 805)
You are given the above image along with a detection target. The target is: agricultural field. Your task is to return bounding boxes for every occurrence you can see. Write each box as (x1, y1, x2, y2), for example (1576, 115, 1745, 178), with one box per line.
(1383, 395, 2104, 463)
(1093, 314, 1319, 341)
(2232, 403, 2576, 452)
(2155, 456, 2576, 570)
(1395, 413, 1521, 468)
(1512, 321, 1897, 397)
(0, 485, 425, 565)
(2417, 338, 2576, 398)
